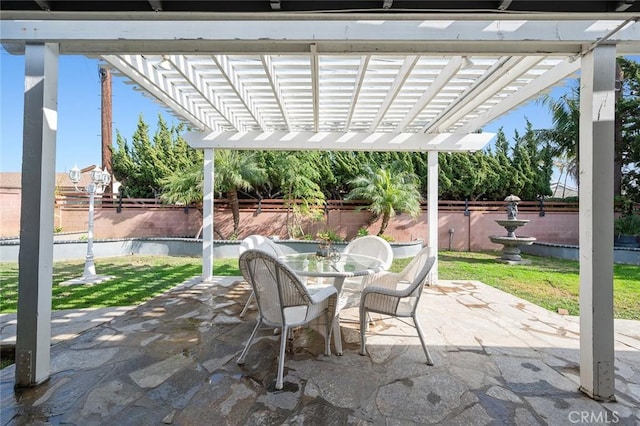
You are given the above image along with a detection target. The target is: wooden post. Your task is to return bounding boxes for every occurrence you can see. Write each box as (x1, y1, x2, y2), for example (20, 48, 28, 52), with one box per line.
(16, 43, 58, 387)
(579, 44, 616, 402)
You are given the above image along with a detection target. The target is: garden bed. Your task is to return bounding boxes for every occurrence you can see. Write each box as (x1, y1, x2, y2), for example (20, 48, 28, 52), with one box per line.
(521, 242, 640, 265)
(0, 237, 425, 262)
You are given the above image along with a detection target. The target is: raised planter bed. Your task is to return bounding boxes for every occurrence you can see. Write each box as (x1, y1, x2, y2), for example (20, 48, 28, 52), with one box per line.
(0, 238, 425, 262)
(521, 242, 640, 265)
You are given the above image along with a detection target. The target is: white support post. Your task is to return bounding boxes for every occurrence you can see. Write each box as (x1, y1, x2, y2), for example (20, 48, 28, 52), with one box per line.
(427, 150, 439, 284)
(578, 44, 616, 402)
(202, 148, 214, 282)
(15, 43, 58, 387)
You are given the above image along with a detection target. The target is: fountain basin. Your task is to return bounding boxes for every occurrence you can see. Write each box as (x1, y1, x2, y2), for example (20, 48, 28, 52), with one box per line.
(489, 235, 536, 264)
(494, 219, 530, 238)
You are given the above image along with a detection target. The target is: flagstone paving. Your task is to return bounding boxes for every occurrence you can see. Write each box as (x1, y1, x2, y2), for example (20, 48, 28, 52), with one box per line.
(1, 277, 638, 425)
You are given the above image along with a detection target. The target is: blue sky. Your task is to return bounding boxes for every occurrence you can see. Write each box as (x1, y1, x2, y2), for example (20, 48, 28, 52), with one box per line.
(1, 48, 573, 179)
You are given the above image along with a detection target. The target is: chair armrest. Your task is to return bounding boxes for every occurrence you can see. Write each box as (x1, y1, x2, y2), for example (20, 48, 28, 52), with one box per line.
(308, 285, 338, 304)
(365, 271, 403, 290)
(362, 285, 405, 299)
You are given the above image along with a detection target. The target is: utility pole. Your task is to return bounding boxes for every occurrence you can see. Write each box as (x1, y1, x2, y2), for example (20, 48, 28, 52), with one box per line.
(100, 66, 113, 194)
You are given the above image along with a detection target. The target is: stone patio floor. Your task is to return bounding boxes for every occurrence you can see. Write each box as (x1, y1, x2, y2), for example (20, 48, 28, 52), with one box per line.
(1, 277, 639, 425)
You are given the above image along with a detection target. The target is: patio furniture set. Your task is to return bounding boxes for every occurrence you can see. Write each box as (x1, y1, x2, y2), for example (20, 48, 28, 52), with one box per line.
(235, 234, 436, 390)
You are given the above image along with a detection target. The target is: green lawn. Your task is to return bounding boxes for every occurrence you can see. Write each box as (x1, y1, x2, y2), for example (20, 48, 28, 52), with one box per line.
(1, 252, 638, 320)
(0, 256, 240, 312)
(393, 251, 640, 320)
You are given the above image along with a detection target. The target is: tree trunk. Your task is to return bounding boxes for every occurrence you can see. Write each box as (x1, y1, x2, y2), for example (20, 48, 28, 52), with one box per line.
(366, 212, 380, 227)
(227, 189, 240, 237)
(614, 62, 624, 197)
(377, 213, 390, 236)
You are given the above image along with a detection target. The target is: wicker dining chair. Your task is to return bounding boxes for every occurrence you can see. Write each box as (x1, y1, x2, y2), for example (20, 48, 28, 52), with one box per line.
(359, 247, 436, 364)
(237, 249, 338, 390)
(343, 235, 394, 270)
(340, 235, 394, 302)
(238, 235, 285, 318)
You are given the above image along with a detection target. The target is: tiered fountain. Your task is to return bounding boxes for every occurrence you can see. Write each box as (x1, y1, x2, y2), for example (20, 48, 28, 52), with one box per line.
(489, 195, 536, 265)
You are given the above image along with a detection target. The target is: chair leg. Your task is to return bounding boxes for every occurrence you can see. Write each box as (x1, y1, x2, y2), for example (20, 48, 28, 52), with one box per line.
(332, 313, 343, 356)
(413, 315, 434, 365)
(237, 318, 262, 364)
(359, 307, 367, 356)
(240, 291, 255, 318)
(276, 325, 288, 390)
(323, 310, 332, 356)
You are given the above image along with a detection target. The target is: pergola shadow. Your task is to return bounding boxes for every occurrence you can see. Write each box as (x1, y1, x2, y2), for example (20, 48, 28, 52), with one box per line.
(1, 276, 638, 424)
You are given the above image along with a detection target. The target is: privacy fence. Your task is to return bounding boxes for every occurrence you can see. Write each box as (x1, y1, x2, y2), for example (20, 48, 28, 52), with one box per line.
(1, 191, 589, 251)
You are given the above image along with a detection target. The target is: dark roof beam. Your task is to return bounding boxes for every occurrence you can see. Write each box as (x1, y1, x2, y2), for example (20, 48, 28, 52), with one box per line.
(148, 1, 163, 12)
(498, 0, 512, 11)
(616, 1, 635, 11)
(34, 0, 51, 11)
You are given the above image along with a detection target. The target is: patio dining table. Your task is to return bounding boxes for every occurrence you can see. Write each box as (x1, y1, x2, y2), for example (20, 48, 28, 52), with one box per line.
(279, 252, 384, 355)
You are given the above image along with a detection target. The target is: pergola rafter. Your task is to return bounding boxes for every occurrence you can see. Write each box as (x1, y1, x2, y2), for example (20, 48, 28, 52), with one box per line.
(368, 55, 419, 132)
(458, 56, 583, 133)
(344, 55, 370, 131)
(211, 54, 266, 131)
(261, 54, 292, 130)
(102, 54, 214, 131)
(169, 54, 243, 131)
(430, 56, 546, 133)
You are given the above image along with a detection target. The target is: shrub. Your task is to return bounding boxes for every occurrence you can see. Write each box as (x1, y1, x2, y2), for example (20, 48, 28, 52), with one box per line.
(316, 229, 344, 243)
(614, 214, 640, 236)
(357, 227, 369, 237)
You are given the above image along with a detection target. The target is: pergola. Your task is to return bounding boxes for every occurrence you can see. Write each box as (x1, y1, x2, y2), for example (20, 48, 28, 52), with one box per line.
(2, 0, 639, 403)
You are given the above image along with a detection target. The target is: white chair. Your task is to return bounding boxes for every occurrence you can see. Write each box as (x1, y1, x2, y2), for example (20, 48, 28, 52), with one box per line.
(343, 235, 394, 271)
(340, 235, 394, 308)
(238, 235, 285, 318)
(237, 249, 338, 390)
(359, 247, 436, 365)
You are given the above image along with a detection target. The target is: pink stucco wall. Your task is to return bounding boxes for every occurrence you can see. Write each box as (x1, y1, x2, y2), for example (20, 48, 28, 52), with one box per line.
(1, 197, 579, 249)
(0, 191, 21, 237)
(57, 209, 203, 239)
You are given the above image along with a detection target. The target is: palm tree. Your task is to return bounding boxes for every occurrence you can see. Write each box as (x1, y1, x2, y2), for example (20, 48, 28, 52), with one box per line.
(538, 88, 580, 185)
(538, 58, 640, 198)
(213, 150, 267, 238)
(161, 150, 266, 239)
(345, 162, 423, 236)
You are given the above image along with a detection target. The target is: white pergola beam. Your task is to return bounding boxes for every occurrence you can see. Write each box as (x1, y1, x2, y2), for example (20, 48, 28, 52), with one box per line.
(395, 56, 463, 132)
(185, 131, 494, 152)
(311, 44, 319, 132)
(422, 56, 512, 133)
(212, 54, 265, 130)
(2, 20, 639, 55)
(430, 56, 544, 132)
(102, 55, 213, 131)
(368, 55, 419, 132)
(172, 55, 242, 130)
(261, 55, 292, 130)
(3, 19, 639, 45)
(457, 57, 582, 133)
(344, 55, 370, 131)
